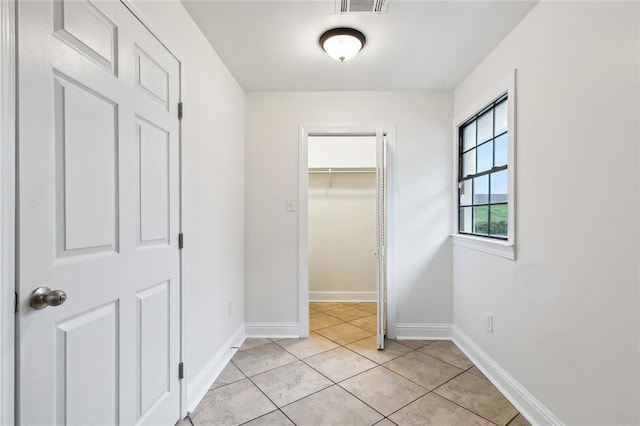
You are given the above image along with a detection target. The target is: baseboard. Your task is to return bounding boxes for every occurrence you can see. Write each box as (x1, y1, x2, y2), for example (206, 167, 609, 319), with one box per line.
(245, 322, 301, 339)
(395, 323, 453, 340)
(309, 291, 377, 302)
(187, 323, 245, 413)
(453, 327, 562, 425)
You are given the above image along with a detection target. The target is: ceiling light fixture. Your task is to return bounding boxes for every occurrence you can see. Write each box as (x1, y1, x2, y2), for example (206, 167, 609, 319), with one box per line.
(319, 27, 366, 62)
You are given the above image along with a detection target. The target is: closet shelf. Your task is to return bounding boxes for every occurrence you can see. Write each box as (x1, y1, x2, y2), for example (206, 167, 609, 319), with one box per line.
(308, 167, 376, 174)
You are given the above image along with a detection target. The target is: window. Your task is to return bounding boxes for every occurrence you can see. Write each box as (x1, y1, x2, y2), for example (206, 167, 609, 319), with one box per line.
(458, 94, 509, 239)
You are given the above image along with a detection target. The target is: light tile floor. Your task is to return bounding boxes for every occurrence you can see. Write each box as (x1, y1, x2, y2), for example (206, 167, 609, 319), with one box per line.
(186, 302, 530, 426)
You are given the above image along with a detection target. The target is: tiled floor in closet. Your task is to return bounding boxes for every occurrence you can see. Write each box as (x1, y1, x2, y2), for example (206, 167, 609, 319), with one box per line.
(184, 302, 530, 426)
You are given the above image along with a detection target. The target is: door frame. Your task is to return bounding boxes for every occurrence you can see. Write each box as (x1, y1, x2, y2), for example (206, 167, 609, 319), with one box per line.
(297, 125, 397, 339)
(0, 0, 16, 424)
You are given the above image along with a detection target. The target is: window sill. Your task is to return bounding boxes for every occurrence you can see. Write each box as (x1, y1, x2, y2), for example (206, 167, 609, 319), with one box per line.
(451, 234, 516, 260)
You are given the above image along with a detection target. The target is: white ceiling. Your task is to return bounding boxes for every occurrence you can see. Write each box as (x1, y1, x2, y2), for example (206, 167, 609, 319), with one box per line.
(180, 0, 537, 92)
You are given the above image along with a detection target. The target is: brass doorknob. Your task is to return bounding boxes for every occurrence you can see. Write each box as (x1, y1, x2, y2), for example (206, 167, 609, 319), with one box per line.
(29, 286, 68, 310)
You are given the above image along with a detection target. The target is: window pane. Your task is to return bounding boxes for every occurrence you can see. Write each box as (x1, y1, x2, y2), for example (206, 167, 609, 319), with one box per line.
(460, 180, 472, 206)
(473, 175, 488, 204)
(462, 122, 476, 152)
(477, 110, 493, 143)
(494, 134, 508, 167)
(463, 150, 475, 178)
(489, 204, 508, 237)
(457, 96, 510, 240)
(459, 207, 473, 233)
(477, 142, 493, 173)
(490, 170, 508, 203)
(494, 99, 508, 135)
(473, 206, 488, 235)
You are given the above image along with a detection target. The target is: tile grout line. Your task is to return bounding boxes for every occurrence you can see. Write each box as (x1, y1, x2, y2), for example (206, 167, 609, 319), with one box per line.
(308, 309, 400, 423)
(233, 344, 502, 426)
(378, 343, 515, 424)
(419, 341, 480, 370)
(428, 371, 505, 425)
(319, 317, 419, 424)
(322, 305, 518, 425)
(272, 339, 338, 361)
(319, 305, 503, 425)
(333, 353, 432, 422)
(239, 331, 378, 425)
(241, 371, 304, 426)
(301, 353, 378, 386)
(505, 411, 522, 426)
(231, 343, 300, 378)
(207, 304, 524, 426)
(372, 363, 505, 425)
(333, 380, 389, 421)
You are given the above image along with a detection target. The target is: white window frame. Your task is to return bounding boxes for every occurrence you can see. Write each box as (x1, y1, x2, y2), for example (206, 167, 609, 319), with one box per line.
(451, 69, 517, 260)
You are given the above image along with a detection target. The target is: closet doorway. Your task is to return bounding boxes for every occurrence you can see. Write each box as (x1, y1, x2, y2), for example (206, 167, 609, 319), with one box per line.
(298, 127, 389, 350)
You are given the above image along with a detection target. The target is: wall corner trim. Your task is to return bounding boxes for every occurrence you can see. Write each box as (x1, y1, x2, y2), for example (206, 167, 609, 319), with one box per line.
(187, 323, 245, 413)
(395, 323, 454, 340)
(245, 322, 302, 339)
(453, 327, 563, 425)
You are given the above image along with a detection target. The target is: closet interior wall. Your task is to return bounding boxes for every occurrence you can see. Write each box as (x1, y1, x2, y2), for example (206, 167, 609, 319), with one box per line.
(308, 136, 377, 302)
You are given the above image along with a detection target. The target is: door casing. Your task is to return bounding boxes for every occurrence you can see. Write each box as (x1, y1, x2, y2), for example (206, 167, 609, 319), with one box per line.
(297, 125, 397, 339)
(0, 0, 16, 424)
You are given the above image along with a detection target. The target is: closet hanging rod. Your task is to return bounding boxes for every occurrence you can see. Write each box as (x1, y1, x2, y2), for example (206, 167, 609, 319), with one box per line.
(309, 167, 376, 174)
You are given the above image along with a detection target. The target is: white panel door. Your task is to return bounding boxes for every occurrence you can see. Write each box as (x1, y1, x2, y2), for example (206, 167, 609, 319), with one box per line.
(17, 1, 181, 424)
(376, 129, 387, 350)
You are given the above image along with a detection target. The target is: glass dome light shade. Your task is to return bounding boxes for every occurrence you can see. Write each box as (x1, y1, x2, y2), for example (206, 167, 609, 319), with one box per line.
(319, 28, 366, 62)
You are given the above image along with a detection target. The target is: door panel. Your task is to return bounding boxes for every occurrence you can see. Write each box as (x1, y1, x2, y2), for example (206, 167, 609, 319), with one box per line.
(137, 281, 171, 416)
(18, 1, 181, 424)
(135, 46, 170, 108)
(54, 73, 119, 256)
(53, 0, 118, 73)
(137, 117, 170, 246)
(56, 302, 119, 425)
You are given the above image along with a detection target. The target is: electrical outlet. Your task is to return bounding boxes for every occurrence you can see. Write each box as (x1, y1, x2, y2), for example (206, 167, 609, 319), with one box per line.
(286, 198, 296, 212)
(487, 313, 494, 333)
(228, 301, 232, 317)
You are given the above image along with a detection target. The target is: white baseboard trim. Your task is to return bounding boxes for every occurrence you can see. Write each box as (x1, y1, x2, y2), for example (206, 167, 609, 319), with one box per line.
(187, 323, 245, 413)
(245, 322, 301, 339)
(395, 323, 453, 340)
(309, 291, 377, 302)
(453, 327, 562, 425)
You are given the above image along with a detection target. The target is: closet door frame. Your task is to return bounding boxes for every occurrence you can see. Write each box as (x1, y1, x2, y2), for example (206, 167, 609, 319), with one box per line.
(297, 125, 397, 339)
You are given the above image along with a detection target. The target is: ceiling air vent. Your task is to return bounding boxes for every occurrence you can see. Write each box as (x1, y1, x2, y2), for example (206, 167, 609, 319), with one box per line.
(337, 0, 388, 15)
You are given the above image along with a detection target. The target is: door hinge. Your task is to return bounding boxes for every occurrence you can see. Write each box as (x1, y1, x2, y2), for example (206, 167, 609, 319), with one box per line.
(178, 233, 184, 250)
(14, 292, 18, 313)
(178, 102, 183, 120)
(178, 362, 184, 380)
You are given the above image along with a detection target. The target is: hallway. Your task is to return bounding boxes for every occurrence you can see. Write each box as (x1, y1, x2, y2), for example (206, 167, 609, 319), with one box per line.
(188, 303, 528, 425)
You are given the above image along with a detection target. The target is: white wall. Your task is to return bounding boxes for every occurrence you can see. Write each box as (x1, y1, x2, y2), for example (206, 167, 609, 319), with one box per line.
(453, 2, 640, 424)
(245, 91, 453, 331)
(130, 0, 246, 410)
(309, 173, 377, 298)
(308, 136, 377, 169)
